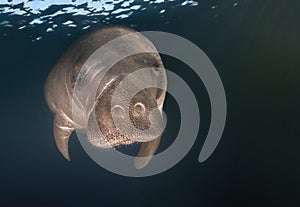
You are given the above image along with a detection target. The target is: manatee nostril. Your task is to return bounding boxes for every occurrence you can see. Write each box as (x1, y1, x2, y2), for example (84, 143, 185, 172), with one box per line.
(111, 105, 125, 118)
(133, 102, 146, 116)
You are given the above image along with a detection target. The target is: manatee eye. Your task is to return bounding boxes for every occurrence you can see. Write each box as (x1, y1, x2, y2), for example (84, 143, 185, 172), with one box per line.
(153, 62, 160, 72)
(111, 105, 125, 118)
(133, 102, 146, 116)
(153, 67, 159, 73)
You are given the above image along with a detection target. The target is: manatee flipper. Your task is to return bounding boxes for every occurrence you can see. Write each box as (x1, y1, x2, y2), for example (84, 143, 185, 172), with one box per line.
(134, 136, 161, 169)
(53, 113, 75, 161)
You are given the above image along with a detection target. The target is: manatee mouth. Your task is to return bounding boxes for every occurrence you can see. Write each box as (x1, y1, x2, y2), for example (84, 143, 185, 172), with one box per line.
(99, 131, 135, 148)
(89, 119, 161, 148)
(87, 127, 136, 148)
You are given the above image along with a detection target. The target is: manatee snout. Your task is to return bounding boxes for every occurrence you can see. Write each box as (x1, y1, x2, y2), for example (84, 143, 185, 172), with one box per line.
(88, 83, 164, 149)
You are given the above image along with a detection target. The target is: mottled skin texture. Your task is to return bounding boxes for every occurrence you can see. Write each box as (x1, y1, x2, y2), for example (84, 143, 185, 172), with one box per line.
(45, 26, 167, 169)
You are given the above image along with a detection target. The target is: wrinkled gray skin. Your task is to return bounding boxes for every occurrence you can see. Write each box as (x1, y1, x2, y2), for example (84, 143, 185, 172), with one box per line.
(45, 26, 167, 169)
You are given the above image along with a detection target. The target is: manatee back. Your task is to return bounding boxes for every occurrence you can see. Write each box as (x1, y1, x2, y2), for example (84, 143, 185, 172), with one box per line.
(44, 26, 139, 121)
(45, 26, 166, 127)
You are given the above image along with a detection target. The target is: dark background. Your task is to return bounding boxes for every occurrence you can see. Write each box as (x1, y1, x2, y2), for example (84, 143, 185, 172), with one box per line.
(1, 0, 299, 206)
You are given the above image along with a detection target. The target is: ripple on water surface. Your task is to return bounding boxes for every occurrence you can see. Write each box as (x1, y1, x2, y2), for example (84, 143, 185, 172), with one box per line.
(0, 0, 243, 40)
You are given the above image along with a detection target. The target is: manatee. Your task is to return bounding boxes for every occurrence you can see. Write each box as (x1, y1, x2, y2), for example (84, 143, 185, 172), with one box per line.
(44, 26, 167, 169)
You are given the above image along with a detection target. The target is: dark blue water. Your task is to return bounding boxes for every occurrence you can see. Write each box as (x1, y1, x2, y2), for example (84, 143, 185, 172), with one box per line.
(1, 0, 300, 206)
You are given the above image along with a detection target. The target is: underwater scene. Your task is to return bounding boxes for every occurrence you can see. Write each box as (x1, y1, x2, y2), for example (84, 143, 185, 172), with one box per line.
(0, 0, 299, 206)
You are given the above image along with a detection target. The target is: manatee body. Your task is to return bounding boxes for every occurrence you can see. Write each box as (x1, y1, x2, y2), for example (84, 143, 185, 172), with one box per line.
(45, 26, 167, 169)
